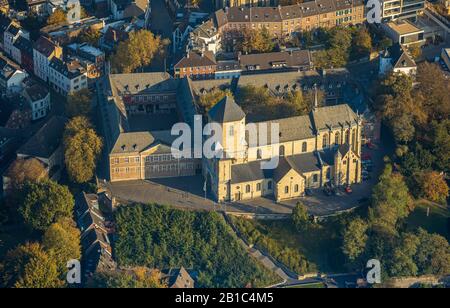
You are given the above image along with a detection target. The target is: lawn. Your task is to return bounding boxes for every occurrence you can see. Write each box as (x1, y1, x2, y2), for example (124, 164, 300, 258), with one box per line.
(231, 217, 348, 275)
(405, 201, 450, 240)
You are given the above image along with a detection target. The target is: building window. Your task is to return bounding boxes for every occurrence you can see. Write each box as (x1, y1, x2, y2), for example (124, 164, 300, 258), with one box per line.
(335, 132, 340, 145)
(313, 174, 318, 183)
(246, 185, 251, 193)
(345, 130, 350, 144)
(256, 183, 261, 191)
(322, 134, 328, 148)
(257, 149, 262, 159)
(326, 169, 331, 179)
(284, 186, 289, 194)
(268, 181, 273, 190)
(294, 184, 299, 192)
(302, 142, 307, 153)
(229, 125, 234, 136)
(279, 145, 285, 156)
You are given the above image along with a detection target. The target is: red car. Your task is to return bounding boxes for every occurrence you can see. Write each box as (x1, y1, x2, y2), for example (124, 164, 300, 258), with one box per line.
(345, 186, 353, 194)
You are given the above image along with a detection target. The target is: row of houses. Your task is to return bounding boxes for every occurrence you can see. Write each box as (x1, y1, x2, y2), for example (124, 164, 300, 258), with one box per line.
(174, 49, 313, 80)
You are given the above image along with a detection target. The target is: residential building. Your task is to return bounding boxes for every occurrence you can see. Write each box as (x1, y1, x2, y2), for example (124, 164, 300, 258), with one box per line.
(3, 22, 30, 63)
(47, 0, 82, 24)
(215, 60, 241, 79)
(109, 0, 150, 21)
(22, 78, 51, 120)
(0, 14, 11, 50)
(441, 48, 450, 69)
(189, 19, 221, 55)
(215, 0, 366, 43)
(33, 36, 63, 82)
(173, 22, 194, 54)
(203, 96, 362, 202)
(25, 0, 49, 17)
(16, 116, 67, 177)
(215, 0, 277, 10)
(381, 19, 425, 46)
(41, 17, 105, 45)
(239, 50, 313, 74)
(75, 191, 116, 279)
(49, 57, 88, 95)
(174, 51, 217, 79)
(0, 58, 29, 95)
(379, 44, 417, 76)
(381, 0, 425, 22)
(13, 36, 34, 73)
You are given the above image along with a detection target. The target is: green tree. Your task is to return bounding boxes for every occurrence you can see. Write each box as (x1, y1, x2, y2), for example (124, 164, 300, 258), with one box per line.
(0, 242, 63, 288)
(292, 202, 310, 231)
(370, 165, 413, 235)
(342, 218, 369, 262)
(414, 229, 450, 276)
(111, 30, 162, 73)
(388, 232, 419, 277)
(42, 218, 81, 278)
(66, 88, 92, 118)
(46, 8, 67, 26)
(430, 120, 450, 173)
(19, 180, 74, 231)
(64, 116, 103, 183)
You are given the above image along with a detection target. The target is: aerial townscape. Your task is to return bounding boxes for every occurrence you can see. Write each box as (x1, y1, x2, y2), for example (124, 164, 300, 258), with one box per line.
(0, 0, 449, 291)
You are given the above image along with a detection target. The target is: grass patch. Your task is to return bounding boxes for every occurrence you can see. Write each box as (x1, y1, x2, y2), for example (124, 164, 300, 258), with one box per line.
(405, 201, 450, 240)
(231, 217, 347, 275)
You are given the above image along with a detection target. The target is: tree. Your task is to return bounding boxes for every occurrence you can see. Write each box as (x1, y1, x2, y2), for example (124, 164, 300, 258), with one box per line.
(292, 202, 310, 231)
(239, 27, 275, 54)
(77, 27, 101, 47)
(198, 88, 233, 112)
(416, 171, 449, 204)
(430, 120, 450, 173)
(352, 27, 372, 55)
(388, 232, 419, 277)
(46, 8, 67, 26)
(19, 180, 74, 231)
(42, 218, 81, 278)
(415, 63, 450, 122)
(370, 165, 413, 235)
(66, 88, 92, 118)
(342, 218, 369, 262)
(5, 158, 47, 193)
(64, 116, 103, 183)
(0, 242, 63, 288)
(90, 267, 167, 288)
(414, 229, 450, 276)
(111, 30, 162, 73)
(374, 73, 426, 144)
(408, 43, 422, 60)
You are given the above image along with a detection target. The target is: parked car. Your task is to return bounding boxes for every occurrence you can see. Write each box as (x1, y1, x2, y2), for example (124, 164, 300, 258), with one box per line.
(305, 188, 313, 196)
(345, 185, 353, 194)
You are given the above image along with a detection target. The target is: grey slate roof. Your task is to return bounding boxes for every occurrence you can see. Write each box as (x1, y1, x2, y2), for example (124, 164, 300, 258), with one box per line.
(286, 152, 322, 174)
(311, 104, 358, 131)
(110, 130, 177, 154)
(230, 160, 273, 184)
(17, 116, 66, 159)
(208, 95, 245, 123)
(239, 50, 312, 71)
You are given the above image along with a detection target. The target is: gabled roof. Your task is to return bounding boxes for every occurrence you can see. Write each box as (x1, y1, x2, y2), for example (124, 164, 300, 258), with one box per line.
(110, 130, 177, 154)
(311, 104, 358, 132)
(174, 51, 216, 69)
(393, 47, 416, 69)
(168, 267, 195, 288)
(17, 116, 67, 159)
(33, 36, 59, 58)
(230, 160, 273, 184)
(208, 95, 245, 123)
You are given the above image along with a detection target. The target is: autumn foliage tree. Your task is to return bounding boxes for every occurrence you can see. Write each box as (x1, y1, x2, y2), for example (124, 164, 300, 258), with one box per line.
(90, 267, 167, 288)
(111, 30, 162, 73)
(416, 171, 449, 204)
(0, 242, 63, 288)
(239, 27, 275, 54)
(5, 158, 47, 193)
(46, 8, 67, 26)
(66, 88, 92, 118)
(64, 116, 103, 183)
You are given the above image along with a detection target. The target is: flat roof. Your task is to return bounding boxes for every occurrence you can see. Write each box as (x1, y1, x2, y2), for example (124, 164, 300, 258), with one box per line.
(386, 20, 423, 35)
